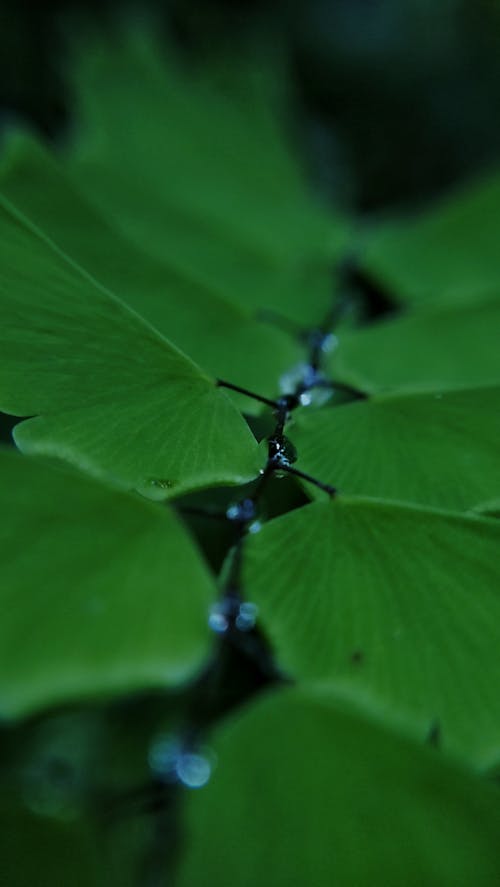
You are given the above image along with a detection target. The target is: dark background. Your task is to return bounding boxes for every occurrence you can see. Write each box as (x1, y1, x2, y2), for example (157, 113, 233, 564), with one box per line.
(2, 0, 500, 211)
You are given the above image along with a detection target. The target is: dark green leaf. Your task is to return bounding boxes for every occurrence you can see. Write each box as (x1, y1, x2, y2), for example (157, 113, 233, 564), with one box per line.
(0, 198, 261, 498)
(177, 688, 500, 887)
(291, 387, 500, 509)
(362, 170, 500, 307)
(0, 450, 216, 717)
(331, 300, 500, 393)
(67, 31, 347, 324)
(0, 132, 301, 405)
(0, 809, 101, 887)
(243, 497, 500, 762)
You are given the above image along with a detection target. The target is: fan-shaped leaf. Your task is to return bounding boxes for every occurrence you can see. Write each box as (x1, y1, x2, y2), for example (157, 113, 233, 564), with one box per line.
(0, 198, 261, 498)
(330, 300, 500, 393)
(0, 451, 216, 718)
(243, 497, 500, 762)
(0, 132, 300, 404)
(177, 688, 500, 887)
(66, 31, 347, 324)
(290, 387, 500, 509)
(362, 169, 500, 307)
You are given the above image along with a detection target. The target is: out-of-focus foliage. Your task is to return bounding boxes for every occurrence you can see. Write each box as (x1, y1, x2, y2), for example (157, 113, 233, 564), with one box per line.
(0, 450, 218, 718)
(361, 169, 500, 306)
(1, 5, 500, 886)
(0, 134, 301, 402)
(177, 689, 500, 887)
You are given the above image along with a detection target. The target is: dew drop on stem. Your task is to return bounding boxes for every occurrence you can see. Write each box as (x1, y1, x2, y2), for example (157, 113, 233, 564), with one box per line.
(148, 736, 214, 789)
(208, 598, 259, 634)
(268, 435, 298, 467)
(226, 498, 256, 523)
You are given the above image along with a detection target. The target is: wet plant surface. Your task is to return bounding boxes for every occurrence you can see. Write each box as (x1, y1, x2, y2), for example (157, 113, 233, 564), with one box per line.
(1, 7, 500, 886)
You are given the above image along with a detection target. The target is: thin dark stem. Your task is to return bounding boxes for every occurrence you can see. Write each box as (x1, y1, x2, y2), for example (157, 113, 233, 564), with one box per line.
(225, 537, 245, 593)
(216, 379, 278, 410)
(333, 381, 368, 400)
(319, 286, 353, 335)
(315, 379, 368, 400)
(278, 464, 336, 497)
(273, 402, 289, 441)
(116, 256, 353, 872)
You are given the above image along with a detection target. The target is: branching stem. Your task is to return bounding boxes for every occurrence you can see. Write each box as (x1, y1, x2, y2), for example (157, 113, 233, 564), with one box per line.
(216, 378, 278, 409)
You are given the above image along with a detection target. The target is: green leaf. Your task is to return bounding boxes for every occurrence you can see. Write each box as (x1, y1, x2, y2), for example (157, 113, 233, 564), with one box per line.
(0, 197, 261, 498)
(0, 809, 101, 887)
(66, 30, 347, 324)
(290, 387, 500, 509)
(243, 498, 500, 762)
(331, 300, 500, 393)
(0, 450, 216, 718)
(176, 688, 500, 887)
(0, 132, 301, 404)
(361, 169, 500, 307)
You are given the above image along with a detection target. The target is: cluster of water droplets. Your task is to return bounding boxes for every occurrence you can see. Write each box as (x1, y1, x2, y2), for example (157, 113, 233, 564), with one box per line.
(267, 434, 298, 472)
(225, 498, 262, 535)
(175, 325, 340, 790)
(279, 346, 338, 409)
(148, 735, 215, 790)
(208, 598, 258, 634)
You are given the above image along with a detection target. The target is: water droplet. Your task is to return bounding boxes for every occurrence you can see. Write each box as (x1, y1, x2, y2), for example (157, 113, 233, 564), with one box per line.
(282, 436, 298, 464)
(279, 362, 313, 395)
(208, 602, 229, 634)
(148, 736, 176, 777)
(320, 332, 338, 354)
(279, 361, 338, 409)
(268, 435, 297, 467)
(175, 753, 212, 789)
(149, 478, 174, 490)
(208, 597, 258, 633)
(235, 601, 258, 631)
(305, 386, 334, 408)
(247, 519, 262, 535)
(149, 736, 213, 789)
(226, 498, 256, 523)
(306, 329, 338, 355)
(145, 477, 176, 500)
